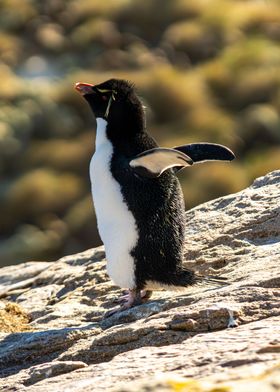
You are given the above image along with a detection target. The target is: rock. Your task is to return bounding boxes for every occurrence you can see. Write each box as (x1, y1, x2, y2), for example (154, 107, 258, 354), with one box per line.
(25, 361, 88, 386)
(0, 262, 50, 299)
(0, 170, 279, 391)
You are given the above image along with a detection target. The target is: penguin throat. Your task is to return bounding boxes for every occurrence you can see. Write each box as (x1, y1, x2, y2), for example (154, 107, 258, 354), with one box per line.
(106, 107, 145, 144)
(95, 118, 108, 148)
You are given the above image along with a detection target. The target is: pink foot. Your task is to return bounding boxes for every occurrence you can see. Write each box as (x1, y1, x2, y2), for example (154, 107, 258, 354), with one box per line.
(104, 289, 153, 318)
(116, 289, 153, 304)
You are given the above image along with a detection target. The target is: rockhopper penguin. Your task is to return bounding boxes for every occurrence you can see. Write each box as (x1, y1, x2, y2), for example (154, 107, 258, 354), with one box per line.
(75, 79, 235, 316)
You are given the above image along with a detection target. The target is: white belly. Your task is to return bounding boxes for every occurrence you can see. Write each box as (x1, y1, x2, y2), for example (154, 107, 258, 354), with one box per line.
(89, 118, 138, 289)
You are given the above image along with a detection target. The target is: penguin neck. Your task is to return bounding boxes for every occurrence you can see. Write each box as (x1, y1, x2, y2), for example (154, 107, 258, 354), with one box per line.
(95, 111, 145, 153)
(95, 117, 109, 149)
(105, 107, 145, 147)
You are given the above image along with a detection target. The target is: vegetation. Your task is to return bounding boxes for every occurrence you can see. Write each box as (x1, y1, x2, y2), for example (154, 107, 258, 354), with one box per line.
(0, 0, 279, 265)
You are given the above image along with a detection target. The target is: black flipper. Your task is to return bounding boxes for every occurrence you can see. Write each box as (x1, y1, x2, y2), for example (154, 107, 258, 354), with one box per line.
(129, 147, 193, 178)
(174, 143, 235, 163)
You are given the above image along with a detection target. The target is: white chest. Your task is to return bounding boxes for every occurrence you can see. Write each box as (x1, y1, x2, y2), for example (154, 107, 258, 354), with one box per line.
(89, 118, 138, 289)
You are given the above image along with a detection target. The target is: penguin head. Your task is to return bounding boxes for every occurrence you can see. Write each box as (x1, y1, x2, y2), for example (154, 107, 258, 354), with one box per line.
(75, 79, 144, 127)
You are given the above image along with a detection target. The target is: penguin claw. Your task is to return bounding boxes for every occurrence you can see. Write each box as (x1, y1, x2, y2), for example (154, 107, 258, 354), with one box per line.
(116, 293, 131, 304)
(103, 301, 138, 318)
(103, 307, 120, 320)
(104, 288, 151, 318)
(103, 307, 122, 318)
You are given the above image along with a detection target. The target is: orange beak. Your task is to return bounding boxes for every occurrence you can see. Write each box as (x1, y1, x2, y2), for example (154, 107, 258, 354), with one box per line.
(75, 82, 94, 95)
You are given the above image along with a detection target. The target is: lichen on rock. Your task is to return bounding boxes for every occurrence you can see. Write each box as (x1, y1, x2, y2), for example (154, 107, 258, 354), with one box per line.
(0, 302, 31, 333)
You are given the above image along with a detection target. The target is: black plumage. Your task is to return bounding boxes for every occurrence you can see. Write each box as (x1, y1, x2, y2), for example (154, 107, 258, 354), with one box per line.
(75, 79, 234, 315)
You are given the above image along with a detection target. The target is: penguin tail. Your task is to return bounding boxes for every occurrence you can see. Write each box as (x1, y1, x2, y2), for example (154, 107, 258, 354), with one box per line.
(195, 274, 229, 286)
(179, 267, 229, 287)
(158, 268, 229, 289)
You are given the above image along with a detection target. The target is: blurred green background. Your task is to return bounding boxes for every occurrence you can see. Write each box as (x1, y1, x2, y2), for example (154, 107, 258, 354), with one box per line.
(0, 0, 280, 266)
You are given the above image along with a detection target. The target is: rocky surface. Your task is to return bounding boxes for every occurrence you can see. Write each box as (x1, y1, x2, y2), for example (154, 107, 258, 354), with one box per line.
(0, 170, 279, 391)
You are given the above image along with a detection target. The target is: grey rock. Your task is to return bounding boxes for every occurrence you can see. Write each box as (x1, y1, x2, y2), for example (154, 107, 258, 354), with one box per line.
(0, 170, 279, 391)
(20, 361, 88, 387)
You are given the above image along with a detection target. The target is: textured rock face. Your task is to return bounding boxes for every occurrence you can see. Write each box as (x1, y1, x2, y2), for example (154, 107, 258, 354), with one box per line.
(0, 170, 279, 391)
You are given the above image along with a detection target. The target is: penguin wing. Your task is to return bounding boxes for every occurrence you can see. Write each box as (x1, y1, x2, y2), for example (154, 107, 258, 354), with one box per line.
(174, 143, 235, 163)
(129, 148, 193, 178)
